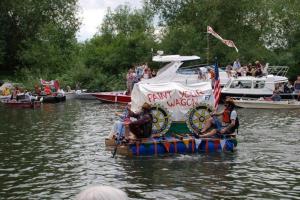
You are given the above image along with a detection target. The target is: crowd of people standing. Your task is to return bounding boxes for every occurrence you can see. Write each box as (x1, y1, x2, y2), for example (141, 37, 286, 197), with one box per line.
(225, 59, 266, 78)
(126, 63, 156, 95)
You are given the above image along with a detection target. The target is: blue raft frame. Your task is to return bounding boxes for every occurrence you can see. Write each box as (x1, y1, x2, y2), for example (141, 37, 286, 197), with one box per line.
(114, 135, 237, 157)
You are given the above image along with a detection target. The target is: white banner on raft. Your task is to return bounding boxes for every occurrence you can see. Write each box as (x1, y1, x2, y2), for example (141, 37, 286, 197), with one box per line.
(131, 81, 214, 121)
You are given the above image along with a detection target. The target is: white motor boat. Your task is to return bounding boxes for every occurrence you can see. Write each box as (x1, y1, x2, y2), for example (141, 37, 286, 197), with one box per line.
(221, 73, 297, 100)
(233, 98, 300, 109)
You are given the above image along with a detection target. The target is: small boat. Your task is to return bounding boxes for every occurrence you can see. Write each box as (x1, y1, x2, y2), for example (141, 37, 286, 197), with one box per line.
(233, 98, 300, 109)
(1, 99, 41, 108)
(93, 91, 130, 104)
(0, 95, 11, 101)
(37, 79, 66, 103)
(38, 95, 66, 103)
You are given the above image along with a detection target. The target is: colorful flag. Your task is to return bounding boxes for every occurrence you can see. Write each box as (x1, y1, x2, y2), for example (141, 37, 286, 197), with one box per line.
(207, 26, 239, 52)
(213, 59, 221, 110)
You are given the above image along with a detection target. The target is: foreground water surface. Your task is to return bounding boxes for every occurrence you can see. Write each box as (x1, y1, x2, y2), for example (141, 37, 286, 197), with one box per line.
(0, 100, 299, 199)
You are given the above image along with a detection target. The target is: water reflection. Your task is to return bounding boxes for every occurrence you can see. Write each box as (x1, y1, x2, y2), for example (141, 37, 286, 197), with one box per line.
(0, 101, 299, 199)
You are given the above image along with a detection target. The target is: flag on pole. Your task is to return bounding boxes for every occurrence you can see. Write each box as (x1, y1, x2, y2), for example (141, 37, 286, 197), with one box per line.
(207, 26, 239, 52)
(213, 58, 221, 110)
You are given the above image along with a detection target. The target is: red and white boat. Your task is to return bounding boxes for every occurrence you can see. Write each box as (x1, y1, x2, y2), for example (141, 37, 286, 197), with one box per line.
(93, 91, 131, 104)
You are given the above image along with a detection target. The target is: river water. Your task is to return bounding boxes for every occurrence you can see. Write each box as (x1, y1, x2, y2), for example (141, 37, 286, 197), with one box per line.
(0, 100, 299, 199)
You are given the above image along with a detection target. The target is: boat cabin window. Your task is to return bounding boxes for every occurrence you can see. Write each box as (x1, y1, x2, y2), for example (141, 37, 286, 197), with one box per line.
(253, 80, 265, 89)
(230, 80, 252, 89)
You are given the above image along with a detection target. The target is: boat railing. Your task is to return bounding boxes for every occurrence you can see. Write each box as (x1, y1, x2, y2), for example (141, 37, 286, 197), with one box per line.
(266, 66, 289, 77)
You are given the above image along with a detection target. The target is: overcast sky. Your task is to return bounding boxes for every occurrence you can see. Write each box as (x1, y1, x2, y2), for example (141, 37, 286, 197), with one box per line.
(76, 0, 143, 41)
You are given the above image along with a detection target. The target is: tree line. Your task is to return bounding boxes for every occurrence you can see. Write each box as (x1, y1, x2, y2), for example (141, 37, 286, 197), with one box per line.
(0, 0, 299, 91)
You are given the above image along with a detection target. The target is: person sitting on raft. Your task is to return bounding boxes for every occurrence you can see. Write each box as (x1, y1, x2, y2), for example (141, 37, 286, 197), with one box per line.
(197, 98, 239, 138)
(108, 103, 131, 140)
(126, 102, 153, 139)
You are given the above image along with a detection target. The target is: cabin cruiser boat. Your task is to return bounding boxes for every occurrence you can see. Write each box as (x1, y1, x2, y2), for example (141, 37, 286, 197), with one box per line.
(142, 54, 229, 86)
(221, 74, 297, 100)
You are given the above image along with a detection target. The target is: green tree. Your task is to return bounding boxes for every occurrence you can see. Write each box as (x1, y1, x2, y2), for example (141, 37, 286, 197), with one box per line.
(0, 0, 79, 72)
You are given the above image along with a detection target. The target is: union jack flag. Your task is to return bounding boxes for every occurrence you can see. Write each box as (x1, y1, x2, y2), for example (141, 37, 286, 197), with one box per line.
(213, 59, 221, 110)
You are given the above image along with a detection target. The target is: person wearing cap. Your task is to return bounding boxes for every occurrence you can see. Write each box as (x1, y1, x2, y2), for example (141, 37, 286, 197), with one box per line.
(197, 98, 239, 138)
(126, 102, 153, 138)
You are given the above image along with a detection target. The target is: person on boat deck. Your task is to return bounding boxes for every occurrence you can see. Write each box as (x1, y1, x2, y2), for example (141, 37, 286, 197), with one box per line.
(265, 90, 281, 101)
(151, 69, 157, 77)
(197, 98, 239, 138)
(127, 102, 153, 139)
(34, 84, 41, 95)
(294, 75, 300, 94)
(126, 68, 135, 95)
(24, 90, 36, 102)
(44, 85, 51, 95)
(208, 68, 215, 89)
(10, 86, 20, 100)
(2, 87, 10, 96)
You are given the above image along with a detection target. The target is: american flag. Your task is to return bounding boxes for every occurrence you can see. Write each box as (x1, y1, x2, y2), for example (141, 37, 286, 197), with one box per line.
(213, 59, 221, 110)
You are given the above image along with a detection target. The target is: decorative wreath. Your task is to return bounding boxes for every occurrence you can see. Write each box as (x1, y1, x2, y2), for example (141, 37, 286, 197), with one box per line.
(150, 104, 172, 135)
(185, 103, 214, 133)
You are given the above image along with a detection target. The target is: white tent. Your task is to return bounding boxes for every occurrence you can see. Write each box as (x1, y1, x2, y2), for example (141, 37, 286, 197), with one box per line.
(131, 81, 214, 121)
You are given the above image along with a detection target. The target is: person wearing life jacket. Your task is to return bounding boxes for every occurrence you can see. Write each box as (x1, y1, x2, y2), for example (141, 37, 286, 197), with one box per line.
(197, 98, 239, 138)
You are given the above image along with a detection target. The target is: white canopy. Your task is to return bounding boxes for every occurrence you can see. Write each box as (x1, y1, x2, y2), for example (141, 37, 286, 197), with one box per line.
(131, 81, 214, 121)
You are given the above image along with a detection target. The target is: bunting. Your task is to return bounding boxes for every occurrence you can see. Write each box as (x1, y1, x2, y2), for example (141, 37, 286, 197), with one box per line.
(220, 139, 226, 150)
(194, 139, 202, 150)
(183, 139, 190, 149)
(163, 141, 171, 152)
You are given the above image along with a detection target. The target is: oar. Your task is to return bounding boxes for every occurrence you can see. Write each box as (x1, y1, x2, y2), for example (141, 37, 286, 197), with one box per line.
(111, 133, 121, 158)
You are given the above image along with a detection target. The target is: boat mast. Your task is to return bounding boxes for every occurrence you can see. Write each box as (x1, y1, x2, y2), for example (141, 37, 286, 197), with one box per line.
(207, 31, 209, 65)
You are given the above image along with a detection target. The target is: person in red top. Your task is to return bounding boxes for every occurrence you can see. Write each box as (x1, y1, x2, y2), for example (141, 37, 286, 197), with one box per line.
(44, 85, 51, 95)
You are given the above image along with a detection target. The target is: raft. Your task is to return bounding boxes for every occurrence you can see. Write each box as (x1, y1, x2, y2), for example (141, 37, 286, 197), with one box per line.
(106, 93, 239, 156)
(106, 134, 237, 157)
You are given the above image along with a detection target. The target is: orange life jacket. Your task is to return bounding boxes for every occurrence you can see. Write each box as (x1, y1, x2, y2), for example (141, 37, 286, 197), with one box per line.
(222, 108, 231, 123)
